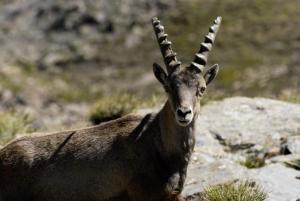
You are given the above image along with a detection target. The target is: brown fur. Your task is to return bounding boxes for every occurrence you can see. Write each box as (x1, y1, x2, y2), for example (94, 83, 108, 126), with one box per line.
(0, 105, 193, 201)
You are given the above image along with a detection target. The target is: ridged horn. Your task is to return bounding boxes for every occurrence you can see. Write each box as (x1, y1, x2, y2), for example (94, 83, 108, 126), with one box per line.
(191, 16, 222, 72)
(152, 17, 181, 74)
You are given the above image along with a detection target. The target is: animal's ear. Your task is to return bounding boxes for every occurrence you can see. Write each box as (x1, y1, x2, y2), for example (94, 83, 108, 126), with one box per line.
(204, 64, 219, 85)
(153, 63, 167, 86)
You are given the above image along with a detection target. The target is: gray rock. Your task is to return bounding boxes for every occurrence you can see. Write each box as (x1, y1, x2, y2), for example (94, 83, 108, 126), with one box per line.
(182, 97, 300, 201)
(251, 163, 300, 201)
(197, 97, 300, 151)
(286, 135, 300, 154)
(183, 158, 248, 198)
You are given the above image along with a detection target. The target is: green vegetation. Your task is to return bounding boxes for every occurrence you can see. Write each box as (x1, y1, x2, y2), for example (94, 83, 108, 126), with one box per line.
(239, 157, 265, 169)
(89, 94, 140, 124)
(165, 0, 300, 97)
(4, 0, 300, 105)
(200, 180, 267, 201)
(169, 0, 300, 66)
(0, 110, 34, 144)
(89, 94, 164, 124)
(89, 91, 224, 125)
(279, 93, 300, 104)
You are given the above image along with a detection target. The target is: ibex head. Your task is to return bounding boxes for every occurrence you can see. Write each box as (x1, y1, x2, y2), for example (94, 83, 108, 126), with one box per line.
(152, 17, 222, 127)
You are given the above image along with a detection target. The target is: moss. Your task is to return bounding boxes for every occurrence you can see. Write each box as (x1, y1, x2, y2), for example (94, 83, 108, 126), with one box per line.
(239, 157, 265, 169)
(200, 180, 267, 201)
(0, 110, 34, 144)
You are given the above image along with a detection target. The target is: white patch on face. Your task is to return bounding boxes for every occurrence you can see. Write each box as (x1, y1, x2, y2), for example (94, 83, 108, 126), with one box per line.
(175, 106, 194, 127)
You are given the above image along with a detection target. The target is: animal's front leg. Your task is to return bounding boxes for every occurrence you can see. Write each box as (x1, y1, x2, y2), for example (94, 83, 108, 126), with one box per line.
(166, 170, 187, 196)
(174, 195, 186, 201)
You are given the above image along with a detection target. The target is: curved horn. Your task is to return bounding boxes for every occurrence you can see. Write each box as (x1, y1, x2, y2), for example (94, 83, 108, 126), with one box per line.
(191, 16, 222, 72)
(152, 17, 181, 74)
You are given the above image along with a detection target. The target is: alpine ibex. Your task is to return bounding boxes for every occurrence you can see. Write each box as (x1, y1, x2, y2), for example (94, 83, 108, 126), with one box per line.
(0, 16, 222, 201)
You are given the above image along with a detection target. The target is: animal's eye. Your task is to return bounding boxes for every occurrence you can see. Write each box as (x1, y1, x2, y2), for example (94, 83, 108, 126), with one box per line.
(200, 86, 206, 93)
(197, 86, 206, 96)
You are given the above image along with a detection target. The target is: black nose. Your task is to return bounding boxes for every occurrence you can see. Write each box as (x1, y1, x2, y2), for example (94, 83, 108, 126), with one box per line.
(176, 107, 192, 119)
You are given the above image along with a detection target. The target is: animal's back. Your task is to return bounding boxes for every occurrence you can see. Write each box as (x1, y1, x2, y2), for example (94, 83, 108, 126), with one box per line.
(0, 114, 148, 201)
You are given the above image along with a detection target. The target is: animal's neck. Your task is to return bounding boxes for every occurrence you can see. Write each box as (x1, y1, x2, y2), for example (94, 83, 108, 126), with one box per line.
(158, 100, 198, 163)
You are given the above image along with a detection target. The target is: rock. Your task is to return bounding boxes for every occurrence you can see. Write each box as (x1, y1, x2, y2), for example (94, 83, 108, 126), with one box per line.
(251, 163, 300, 201)
(197, 97, 300, 152)
(286, 135, 300, 154)
(182, 97, 300, 201)
(183, 158, 249, 198)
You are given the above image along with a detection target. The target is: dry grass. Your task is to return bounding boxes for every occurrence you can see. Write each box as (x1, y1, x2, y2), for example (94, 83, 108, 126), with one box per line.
(89, 94, 164, 124)
(89, 94, 140, 124)
(0, 110, 34, 144)
(200, 180, 267, 201)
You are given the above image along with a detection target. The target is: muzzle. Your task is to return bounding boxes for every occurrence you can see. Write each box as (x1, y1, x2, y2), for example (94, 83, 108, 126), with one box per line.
(175, 106, 193, 126)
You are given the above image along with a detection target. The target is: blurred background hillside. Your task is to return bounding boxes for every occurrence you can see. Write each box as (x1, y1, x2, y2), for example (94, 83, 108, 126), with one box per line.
(0, 0, 299, 141)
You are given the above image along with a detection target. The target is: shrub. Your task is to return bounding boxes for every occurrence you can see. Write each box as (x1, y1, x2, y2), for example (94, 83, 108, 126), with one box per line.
(0, 110, 34, 144)
(89, 93, 166, 125)
(200, 180, 267, 201)
(89, 94, 140, 124)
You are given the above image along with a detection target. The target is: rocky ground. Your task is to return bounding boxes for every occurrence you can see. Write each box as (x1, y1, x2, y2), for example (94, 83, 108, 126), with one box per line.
(179, 97, 300, 201)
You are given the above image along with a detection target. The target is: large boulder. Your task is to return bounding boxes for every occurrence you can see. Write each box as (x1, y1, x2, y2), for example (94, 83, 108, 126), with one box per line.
(184, 97, 300, 201)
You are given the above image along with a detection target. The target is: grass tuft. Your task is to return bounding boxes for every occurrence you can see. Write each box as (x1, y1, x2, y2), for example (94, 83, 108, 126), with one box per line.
(200, 180, 267, 201)
(0, 110, 34, 144)
(89, 94, 141, 124)
(89, 94, 164, 125)
(239, 157, 265, 169)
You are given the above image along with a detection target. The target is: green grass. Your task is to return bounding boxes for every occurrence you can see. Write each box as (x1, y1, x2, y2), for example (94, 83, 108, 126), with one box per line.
(89, 94, 140, 124)
(0, 110, 34, 144)
(2, 0, 300, 103)
(164, 0, 300, 96)
(239, 157, 265, 169)
(89, 94, 164, 124)
(278, 93, 300, 104)
(200, 180, 267, 201)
